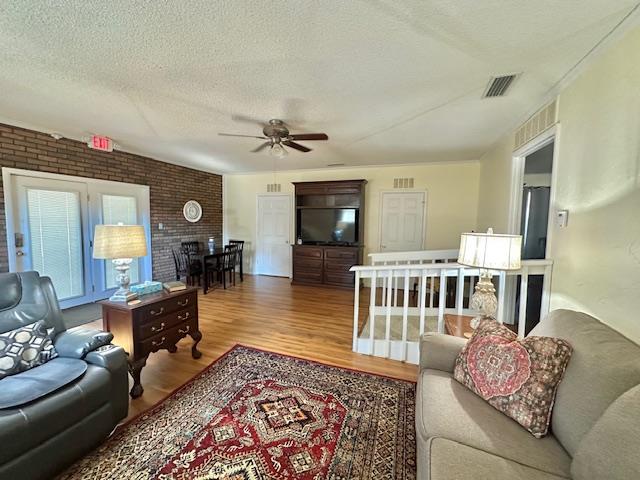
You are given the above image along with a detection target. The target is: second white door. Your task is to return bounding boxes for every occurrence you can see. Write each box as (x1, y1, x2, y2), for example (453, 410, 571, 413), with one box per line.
(380, 192, 426, 252)
(257, 195, 291, 277)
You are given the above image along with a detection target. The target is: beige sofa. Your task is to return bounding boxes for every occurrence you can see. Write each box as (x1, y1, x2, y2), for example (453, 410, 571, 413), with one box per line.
(416, 309, 640, 479)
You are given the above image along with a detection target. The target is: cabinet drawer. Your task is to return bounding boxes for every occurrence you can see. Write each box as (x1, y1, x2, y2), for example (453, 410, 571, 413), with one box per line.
(138, 305, 196, 340)
(324, 248, 358, 261)
(293, 247, 323, 259)
(294, 257, 323, 270)
(323, 271, 355, 287)
(138, 291, 196, 322)
(323, 261, 353, 274)
(139, 316, 197, 356)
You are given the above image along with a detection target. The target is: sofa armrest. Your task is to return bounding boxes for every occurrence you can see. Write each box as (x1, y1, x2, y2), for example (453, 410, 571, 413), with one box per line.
(54, 329, 114, 359)
(419, 332, 467, 373)
(85, 344, 127, 372)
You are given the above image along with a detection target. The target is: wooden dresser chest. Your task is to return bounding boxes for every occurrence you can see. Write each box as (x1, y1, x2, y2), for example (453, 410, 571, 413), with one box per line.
(292, 244, 363, 288)
(100, 287, 202, 398)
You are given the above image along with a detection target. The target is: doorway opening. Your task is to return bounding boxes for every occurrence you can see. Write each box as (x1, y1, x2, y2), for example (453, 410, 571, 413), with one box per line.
(513, 139, 555, 334)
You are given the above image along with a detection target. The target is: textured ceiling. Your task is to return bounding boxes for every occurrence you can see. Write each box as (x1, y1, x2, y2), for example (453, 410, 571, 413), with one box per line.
(0, 1, 637, 173)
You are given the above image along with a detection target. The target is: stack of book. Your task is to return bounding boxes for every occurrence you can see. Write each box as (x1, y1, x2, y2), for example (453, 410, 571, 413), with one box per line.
(163, 281, 186, 293)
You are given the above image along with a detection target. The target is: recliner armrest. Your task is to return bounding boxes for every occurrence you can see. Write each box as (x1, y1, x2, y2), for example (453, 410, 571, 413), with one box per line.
(85, 344, 127, 373)
(419, 332, 467, 373)
(54, 329, 114, 359)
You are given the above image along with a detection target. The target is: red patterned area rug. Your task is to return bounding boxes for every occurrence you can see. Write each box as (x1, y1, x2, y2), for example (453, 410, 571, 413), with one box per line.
(60, 345, 416, 479)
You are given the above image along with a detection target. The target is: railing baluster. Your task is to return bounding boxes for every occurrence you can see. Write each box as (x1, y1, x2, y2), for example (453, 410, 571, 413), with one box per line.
(381, 262, 387, 308)
(352, 271, 360, 351)
(497, 271, 506, 323)
(456, 267, 464, 314)
(438, 270, 446, 333)
(369, 271, 377, 355)
(469, 275, 475, 308)
(401, 269, 410, 362)
(385, 270, 393, 358)
(393, 276, 399, 307)
(419, 272, 427, 335)
(518, 267, 529, 338)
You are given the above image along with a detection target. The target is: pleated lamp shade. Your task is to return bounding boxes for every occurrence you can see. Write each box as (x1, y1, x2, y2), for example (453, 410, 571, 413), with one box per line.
(458, 229, 522, 271)
(93, 225, 148, 259)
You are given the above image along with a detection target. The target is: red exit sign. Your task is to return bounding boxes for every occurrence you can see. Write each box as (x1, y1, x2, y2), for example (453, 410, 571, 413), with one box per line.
(88, 135, 113, 152)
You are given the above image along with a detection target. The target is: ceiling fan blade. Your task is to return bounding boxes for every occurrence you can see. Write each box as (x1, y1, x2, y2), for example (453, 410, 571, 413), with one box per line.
(231, 114, 266, 126)
(283, 141, 312, 153)
(218, 133, 267, 139)
(251, 141, 272, 153)
(289, 133, 328, 141)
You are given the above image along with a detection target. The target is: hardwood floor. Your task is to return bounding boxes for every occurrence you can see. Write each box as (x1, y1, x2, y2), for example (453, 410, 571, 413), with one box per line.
(102, 275, 418, 420)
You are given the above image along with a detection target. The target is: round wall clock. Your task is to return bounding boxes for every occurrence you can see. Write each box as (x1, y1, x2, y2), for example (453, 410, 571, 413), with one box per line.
(183, 200, 202, 223)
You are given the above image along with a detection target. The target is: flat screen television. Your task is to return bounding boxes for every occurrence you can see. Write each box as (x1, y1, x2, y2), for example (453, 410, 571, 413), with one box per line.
(300, 208, 358, 244)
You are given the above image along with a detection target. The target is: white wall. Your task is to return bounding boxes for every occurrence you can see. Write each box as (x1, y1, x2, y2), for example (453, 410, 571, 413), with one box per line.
(477, 26, 640, 342)
(225, 162, 480, 274)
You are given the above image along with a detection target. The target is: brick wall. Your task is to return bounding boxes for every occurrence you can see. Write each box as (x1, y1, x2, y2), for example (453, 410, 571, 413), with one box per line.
(0, 122, 222, 282)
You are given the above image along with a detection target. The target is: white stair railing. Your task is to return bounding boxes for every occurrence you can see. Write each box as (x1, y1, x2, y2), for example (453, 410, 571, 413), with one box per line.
(351, 257, 553, 364)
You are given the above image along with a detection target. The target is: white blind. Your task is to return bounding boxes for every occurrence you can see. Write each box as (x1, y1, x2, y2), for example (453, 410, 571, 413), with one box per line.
(102, 195, 139, 288)
(27, 189, 84, 300)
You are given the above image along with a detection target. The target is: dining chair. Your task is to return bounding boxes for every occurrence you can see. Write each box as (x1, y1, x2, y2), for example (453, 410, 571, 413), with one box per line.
(223, 245, 239, 287)
(172, 247, 202, 286)
(180, 241, 201, 255)
(228, 239, 244, 281)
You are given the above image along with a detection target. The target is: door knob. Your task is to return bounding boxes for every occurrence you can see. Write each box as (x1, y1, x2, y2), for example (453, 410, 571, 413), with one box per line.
(16, 251, 25, 256)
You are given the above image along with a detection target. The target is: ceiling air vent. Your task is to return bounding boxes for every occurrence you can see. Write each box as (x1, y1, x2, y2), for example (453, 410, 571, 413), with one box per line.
(483, 74, 518, 98)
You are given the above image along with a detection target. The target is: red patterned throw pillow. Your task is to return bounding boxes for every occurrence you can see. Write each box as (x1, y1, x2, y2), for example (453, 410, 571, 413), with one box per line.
(453, 318, 572, 438)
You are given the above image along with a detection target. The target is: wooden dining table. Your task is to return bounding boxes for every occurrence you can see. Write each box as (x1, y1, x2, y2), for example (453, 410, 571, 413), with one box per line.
(189, 247, 243, 294)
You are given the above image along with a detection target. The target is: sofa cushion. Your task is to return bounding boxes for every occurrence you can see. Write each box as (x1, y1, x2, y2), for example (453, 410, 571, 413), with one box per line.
(0, 320, 58, 379)
(425, 437, 568, 480)
(416, 369, 571, 477)
(0, 363, 111, 464)
(453, 318, 572, 437)
(529, 309, 640, 455)
(0, 357, 86, 408)
(571, 384, 640, 480)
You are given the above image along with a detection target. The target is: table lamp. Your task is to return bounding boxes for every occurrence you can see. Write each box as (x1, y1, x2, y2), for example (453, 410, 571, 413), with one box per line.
(458, 228, 522, 328)
(93, 224, 148, 302)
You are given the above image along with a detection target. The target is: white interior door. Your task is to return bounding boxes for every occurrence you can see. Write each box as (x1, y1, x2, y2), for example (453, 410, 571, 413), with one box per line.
(380, 192, 426, 252)
(5, 169, 153, 307)
(257, 195, 291, 277)
(12, 176, 93, 308)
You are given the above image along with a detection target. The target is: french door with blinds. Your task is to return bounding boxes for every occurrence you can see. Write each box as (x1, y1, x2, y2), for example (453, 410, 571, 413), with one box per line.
(6, 170, 151, 308)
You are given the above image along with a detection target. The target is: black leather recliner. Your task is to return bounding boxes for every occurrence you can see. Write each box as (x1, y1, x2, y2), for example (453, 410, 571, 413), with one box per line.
(0, 271, 129, 480)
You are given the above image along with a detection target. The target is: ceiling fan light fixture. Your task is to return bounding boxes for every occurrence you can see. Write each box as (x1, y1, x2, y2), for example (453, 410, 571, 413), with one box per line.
(270, 142, 287, 159)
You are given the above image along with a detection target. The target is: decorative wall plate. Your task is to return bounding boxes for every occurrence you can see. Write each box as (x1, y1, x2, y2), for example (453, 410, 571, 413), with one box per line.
(183, 200, 202, 223)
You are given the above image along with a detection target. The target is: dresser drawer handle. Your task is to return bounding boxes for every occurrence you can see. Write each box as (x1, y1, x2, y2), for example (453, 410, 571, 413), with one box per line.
(178, 312, 190, 321)
(151, 322, 165, 333)
(151, 337, 165, 347)
(178, 326, 190, 334)
(150, 307, 165, 316)
(177, 298, 189, 307)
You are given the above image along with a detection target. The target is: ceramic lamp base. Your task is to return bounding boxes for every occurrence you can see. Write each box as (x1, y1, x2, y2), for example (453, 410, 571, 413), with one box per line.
(109, 289, 138, 303)
(470, 270, 498, 328)
(109, 257, 138, 302)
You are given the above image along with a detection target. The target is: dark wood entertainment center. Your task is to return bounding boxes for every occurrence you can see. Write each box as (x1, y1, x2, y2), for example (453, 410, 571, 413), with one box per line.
(292, 179, 366, 288)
